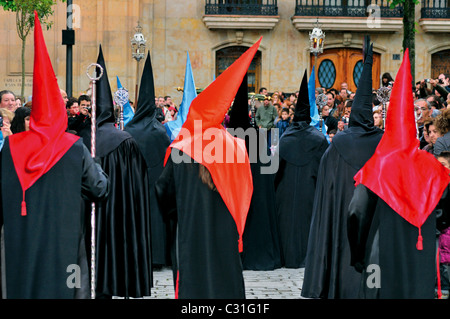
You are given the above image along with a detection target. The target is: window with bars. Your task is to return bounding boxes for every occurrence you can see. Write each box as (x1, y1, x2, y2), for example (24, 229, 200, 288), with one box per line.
(205, 0, 278, 15)
(318, 59, 336, 89)
(294, 0, 402, 17)
(353, 60, 364, 88)
(216, 46, 261, 93)
(421, 0, 450, 18)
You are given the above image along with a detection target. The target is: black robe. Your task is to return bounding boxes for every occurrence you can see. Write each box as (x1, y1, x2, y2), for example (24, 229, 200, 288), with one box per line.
(125, 120, 171, 267)
(347, 184, 437, 299)
(1, 138, 109, 299)
(93, 123, 153, 298)
(226, 74, 281, 271)
(301, 127, 384, 299)
(274, 122, 329, 268)
(155, 151, 245, 299)
(241, 143, 282, 271)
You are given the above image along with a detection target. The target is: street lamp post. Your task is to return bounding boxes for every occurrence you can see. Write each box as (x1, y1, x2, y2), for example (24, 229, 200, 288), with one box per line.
(131, 21, 146, 109)
(63, 0, 75, 97)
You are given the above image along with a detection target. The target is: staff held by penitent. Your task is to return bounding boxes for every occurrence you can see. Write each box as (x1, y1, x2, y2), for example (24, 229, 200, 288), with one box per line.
(85, 62, 103, 299)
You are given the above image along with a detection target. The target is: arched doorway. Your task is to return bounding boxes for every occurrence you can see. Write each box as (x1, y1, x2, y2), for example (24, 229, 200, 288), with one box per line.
(310, 48, 381, 93)
(431, 49, 450, 79)
(216, 46, 262, 93)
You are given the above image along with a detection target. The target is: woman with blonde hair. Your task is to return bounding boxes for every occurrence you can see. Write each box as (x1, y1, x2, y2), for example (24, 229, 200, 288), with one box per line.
(0, 107, 15, 139)
(372, 109, 383, 129)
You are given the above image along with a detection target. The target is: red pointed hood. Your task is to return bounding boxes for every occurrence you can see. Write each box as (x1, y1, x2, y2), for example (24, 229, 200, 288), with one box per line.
(354, 49, 450, 249)
(8, 11, 79, 216)
(164, 37, 262, 252)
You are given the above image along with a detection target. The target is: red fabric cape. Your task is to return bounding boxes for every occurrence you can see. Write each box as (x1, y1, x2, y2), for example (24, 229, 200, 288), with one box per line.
(164, 37, 262, 252)
(8, 12, 79, 215)
(354, 49, 450, 249)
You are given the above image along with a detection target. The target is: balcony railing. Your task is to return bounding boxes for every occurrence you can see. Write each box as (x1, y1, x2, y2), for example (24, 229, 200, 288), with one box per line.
(294, 0, 403, 18)
(421, 0, 450, 19)
(205, 0, 278, 16)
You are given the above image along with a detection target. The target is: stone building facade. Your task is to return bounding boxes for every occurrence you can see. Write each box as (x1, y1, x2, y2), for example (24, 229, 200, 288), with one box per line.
(0, 0, 449, 105)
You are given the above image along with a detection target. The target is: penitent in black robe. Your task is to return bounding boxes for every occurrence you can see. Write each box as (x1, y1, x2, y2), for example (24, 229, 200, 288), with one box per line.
(125, 52, 172, 268)
(275, 122, 329, 268)
(241, 155, 282, 271)
(1, 138, 109, 299)
(90, 46, 152, 298)
(227, 74, 281, 271)
(93, 123, 153, 298)
(347, 184, 437, 299)
(155, 151, 245, 299)
(301, 38, 384, 299)
(301, 136, 380, 298)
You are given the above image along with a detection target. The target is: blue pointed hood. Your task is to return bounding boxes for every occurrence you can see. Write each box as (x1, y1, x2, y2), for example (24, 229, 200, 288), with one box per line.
(309, 66, 320, 126)
(165, 51, 197, 142)
(309, 66, 329, 142)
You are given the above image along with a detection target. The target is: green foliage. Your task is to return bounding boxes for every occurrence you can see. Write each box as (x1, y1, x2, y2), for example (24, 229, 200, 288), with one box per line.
(388, 0, 420, 8)
(0, 0, 16, 11)
(1, 0, 66, 37)
(0, 0, 66, 98)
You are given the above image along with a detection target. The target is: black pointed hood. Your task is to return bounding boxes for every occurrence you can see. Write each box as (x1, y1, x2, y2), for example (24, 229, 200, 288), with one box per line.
(124, 50, 171, 172)
(293, 70, 311, 124)
(127, 51, 156, 126)
(95, 45, 115, 127)
(228, 74, 251, 130)
(348, 36, 375, 130)
(331, 35, 384, 171)
(94, 45, 133, 158)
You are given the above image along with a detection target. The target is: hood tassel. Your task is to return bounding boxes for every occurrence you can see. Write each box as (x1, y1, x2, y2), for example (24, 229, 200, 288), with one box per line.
(416, 227, 423, 250)
(21, 193, 27, 216)
(238, 236, 243, 253)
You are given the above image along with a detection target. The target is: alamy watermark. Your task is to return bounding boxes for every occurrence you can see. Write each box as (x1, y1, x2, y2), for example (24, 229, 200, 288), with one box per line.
(366, 264, 381, 289)
(169, 120, 280, 175)
(67, 4, 82, 29)
(367, 4, 381, 29)
(66, 264, 81, 289)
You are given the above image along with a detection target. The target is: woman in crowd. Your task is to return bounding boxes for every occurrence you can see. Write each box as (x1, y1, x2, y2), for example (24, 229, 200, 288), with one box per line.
(0, 108, 15, 139)
(10, 106, 31, 133)
(434, 108, 450, 156)
(0, 107, 15, 151)
(373, 109, 383, 130)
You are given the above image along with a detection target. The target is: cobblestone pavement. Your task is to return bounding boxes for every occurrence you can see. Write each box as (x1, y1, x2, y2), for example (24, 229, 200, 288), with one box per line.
(146, 266, 306, 299)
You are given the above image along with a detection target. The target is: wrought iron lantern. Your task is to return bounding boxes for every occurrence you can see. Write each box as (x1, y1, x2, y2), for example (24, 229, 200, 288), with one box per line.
(131, 21, 146, 62)
(309, 19, 325, 56)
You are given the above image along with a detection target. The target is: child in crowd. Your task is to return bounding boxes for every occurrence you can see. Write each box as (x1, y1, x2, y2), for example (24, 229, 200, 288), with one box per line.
(276, 107, 291, 138)
(436, 151, 450, 299)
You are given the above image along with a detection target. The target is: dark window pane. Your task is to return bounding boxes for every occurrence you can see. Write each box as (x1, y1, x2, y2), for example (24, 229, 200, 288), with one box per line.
(318, 59, 336, 89)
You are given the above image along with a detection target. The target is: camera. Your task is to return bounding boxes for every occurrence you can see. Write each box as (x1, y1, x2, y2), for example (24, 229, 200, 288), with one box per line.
(438, 79, 444, 85)
(0, 116, 3, 128)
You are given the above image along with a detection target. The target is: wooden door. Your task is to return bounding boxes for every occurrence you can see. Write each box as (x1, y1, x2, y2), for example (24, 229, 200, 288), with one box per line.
(431, 50, 450, 79)
(311, 48, 380, 93)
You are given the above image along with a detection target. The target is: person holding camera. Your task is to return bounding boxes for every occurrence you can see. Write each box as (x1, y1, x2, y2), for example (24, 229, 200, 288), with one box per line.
(438, 74, 450, 92)
(419, 78, 449, 106)
(0, 108, 15, 151)
(427, 78, 449, 104)
(69, 95, 93, 149)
